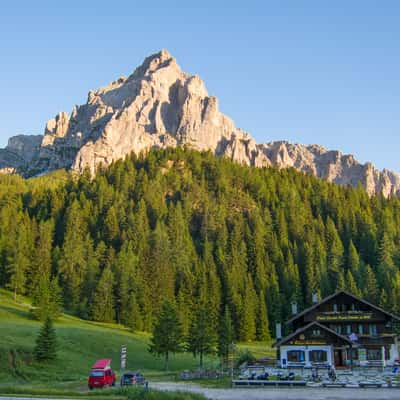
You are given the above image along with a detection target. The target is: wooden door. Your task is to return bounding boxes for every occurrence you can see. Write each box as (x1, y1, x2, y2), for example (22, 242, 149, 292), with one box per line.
(334, 349, 344, 366)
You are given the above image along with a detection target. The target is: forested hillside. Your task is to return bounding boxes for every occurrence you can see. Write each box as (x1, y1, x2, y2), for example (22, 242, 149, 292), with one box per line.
(1, 148, 400, 341)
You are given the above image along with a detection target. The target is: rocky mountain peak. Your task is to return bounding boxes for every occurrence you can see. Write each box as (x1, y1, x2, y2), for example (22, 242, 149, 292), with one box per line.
(0, 50, 399, 197)
(131, 49, 177, 78)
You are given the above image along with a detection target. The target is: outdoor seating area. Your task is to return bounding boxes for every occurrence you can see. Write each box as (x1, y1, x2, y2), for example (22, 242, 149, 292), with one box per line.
(235, 365, 400, 389)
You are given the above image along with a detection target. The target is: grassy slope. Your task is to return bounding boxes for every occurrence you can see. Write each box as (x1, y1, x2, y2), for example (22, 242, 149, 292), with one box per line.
(0, 289, 207, 389)
(0, 289, 274, 392)
(237, 341, 276, 359)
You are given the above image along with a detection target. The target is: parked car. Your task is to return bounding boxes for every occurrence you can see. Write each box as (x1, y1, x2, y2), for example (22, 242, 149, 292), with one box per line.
(121, 371, 147, 386)
(88, 359, 116, 390)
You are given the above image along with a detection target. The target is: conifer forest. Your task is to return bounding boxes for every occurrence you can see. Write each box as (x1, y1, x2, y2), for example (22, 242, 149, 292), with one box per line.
(1, 148, 400, 341)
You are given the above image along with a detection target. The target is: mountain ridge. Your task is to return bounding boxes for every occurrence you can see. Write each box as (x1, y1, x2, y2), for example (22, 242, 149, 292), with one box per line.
(1, 49, 399, 197)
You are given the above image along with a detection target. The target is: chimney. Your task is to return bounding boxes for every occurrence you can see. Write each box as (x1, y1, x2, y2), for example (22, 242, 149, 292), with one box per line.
(291, 301, 298, 316)
(312, 292, 319, 304)
(276, 323, 282, 339)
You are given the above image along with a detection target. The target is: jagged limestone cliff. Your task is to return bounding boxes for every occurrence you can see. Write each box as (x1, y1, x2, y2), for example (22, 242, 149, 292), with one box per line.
(1, 50, 399, 197)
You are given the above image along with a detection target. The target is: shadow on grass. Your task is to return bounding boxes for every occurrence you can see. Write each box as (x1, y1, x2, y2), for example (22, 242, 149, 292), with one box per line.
(0, 304, 34, 321)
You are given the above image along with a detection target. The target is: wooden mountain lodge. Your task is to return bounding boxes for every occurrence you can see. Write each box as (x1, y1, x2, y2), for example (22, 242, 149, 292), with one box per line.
(274, 291, 400, 368)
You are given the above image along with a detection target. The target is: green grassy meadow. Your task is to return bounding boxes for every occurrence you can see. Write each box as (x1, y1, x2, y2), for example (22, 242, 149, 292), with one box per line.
(0, 289, 201, 390)
(0, 289, 273, 394)
(236, 341, 276, 359)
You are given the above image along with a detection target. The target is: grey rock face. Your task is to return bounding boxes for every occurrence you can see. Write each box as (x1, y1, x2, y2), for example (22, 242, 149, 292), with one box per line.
(0, 50, 399, 196)
(0, 135, 42, 174)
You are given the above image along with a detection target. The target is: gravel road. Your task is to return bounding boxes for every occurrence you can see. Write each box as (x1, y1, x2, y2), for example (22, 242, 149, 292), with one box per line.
(150, 381, 400, 400)
(2, 384, 400, 400)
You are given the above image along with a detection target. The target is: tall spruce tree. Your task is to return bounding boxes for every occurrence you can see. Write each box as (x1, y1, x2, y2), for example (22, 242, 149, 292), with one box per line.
(149, 300, 183, 370)
(125, 292, 143, 331)
(91, 267, 115, 322)
(58, 201, 92, 312)
(218, 306, 235, 366)
(364, 265, 378, 304)
(114, 241, 138, 324)
(326, 218, 344, 292)
(6, 222, 32, 300)
(32, 276, 63, 321)
(34, 317, 57, 362)
(29, 220, 54, 295)
(187, 303, 217, 369)
(256, 292, 271, 341)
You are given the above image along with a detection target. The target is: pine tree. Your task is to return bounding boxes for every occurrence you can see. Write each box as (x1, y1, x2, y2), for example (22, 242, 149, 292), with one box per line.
(237, 278, 257, 341)
(6, 222, 32, 300)
(256, 292, 271, 341)
(149, 300, 183, 370)
(345, 270, 360, 297)
(187, 303, 217, 369)
(144, 222, 174, 317)
(114, 241, 138, 324)
(337, 271, 345, 291)
(34, 317, 57, 362)
(264, 263, 281, 334)
(218, 306, 234, 366)
(131, 199, 150, 258)
(303, 242, 317, 306)
(378, 232, 395, 267)
(125, 292, 143, 331)
(364, 265, 378, 304)
(30, 220, 54, 295)
(91, 267, 115, 322)
(104, 205, 120, 246)
(77, 241, 101, 319)
(347, 240, 360, 274)
(58, 201, 92, 312)
(390, 272, 400, 315)
(32, 276, 63, 321)
(326, 218, 344, 292)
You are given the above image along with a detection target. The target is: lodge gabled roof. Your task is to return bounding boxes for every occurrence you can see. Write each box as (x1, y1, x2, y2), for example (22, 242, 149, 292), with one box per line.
(285, 290, 400, 326)
(273, 321, 353, 348)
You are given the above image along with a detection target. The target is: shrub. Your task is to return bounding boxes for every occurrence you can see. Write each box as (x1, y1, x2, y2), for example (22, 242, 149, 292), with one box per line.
(235, 349, 256, 368)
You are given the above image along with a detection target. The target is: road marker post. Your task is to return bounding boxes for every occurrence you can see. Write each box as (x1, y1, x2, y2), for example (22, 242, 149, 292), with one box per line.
(120, 345, 127, 386)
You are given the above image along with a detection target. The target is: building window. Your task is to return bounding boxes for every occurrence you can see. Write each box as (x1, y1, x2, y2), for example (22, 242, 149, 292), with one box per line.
(348, 349, 358, 360)
(287, 350, 305, 363)
(312, 329, 321, 337)
(331, 325, 343, 334)
(309, 350, 328, 363)
(358, 324, 363, 335)
(346, 325, 352, 335)
(369, 324, 377, 336)
(333, 304, 338, 312)
(367, 348, 381, 361)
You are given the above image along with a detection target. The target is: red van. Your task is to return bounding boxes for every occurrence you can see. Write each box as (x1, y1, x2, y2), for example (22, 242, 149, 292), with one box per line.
(88, 359, 116, 389)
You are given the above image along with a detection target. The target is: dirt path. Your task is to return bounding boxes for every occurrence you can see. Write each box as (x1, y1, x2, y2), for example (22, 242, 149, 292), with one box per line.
(151, 381, 400, 400)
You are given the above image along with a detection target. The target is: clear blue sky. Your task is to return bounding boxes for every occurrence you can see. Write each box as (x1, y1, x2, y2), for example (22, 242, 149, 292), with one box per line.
(1, 1, 399, 171)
